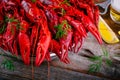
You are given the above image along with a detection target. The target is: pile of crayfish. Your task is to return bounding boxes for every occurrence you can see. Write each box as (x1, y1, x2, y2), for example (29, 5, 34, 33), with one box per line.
(0, 0, 102, 66)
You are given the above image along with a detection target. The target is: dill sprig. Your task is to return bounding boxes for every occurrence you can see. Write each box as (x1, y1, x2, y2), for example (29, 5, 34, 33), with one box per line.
(55, 20, 71, 39)
(5, 16, 18, 23)
(31, 0, 36, 3)
(0, 16, 23, 34)
(0, 24, 6, 34)
(0, 53, 15, 71)
(62, 0, 71, 6)
(61, 8, 66, 16)
(1, 59, 15, 71)
(88, 46, 112, 73)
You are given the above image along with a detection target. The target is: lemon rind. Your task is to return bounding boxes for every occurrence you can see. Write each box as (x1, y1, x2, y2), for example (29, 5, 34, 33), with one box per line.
(98, 16, 119, 43)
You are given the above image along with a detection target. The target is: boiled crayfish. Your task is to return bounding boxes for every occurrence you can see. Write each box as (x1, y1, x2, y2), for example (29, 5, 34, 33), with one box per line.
(0, 0, 102, 66)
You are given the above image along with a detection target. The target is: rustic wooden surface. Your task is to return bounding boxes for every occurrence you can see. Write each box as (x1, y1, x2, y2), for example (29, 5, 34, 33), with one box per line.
(51, 33, 120, 80)
(0, 5, 120, 80)
(0, 32, 120, 80)
(0, 55, 109, 80)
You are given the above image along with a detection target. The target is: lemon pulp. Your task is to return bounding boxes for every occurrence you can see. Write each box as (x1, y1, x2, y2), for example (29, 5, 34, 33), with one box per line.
(118, 31, 120, 35)
(98, 16, 119, 43)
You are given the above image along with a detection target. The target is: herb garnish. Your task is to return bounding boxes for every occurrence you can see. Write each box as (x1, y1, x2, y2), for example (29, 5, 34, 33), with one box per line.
(88, 46, 112, 73)
(61, 8, 66, 16)
(1, 59, 15, 71)
(5, 16, 18, 23)
(0, 16, 23, 34)
(55, 20, 71, 39)
(62, 0, 71, 6)
(0, 53, 15, 71)
(0, 24, 6, 34)
(31, 0, 36, 3)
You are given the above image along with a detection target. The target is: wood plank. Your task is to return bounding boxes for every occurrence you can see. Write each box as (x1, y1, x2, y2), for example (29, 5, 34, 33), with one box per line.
(0, 55, 109, 80)
(51, 33, 120, 80)
(0, 33, 119, 80)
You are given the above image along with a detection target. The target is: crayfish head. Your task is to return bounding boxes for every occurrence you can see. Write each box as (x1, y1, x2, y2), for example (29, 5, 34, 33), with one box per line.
(28, 8, 42, 22)
(33, 15, 42, 23)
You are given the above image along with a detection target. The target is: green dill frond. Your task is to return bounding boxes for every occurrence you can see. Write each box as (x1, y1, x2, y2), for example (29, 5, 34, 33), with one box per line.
(55, 20, 71, 39)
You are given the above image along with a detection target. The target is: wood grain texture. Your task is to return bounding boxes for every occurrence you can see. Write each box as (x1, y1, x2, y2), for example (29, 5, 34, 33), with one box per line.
(51, 33, 120, 80)
(0, 51, 109, 80)
(0, 33, 120, 80)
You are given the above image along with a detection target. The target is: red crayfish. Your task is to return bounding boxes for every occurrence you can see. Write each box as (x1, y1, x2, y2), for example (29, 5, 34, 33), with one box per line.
(0, 0, 103, 66)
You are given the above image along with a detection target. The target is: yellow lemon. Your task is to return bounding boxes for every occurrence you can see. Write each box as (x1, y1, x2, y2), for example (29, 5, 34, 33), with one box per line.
(98, 16, 119, 43)
(118, 31, 120, 35)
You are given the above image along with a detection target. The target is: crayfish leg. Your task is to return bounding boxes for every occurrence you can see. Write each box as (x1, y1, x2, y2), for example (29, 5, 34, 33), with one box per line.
(18, 33, 30, 65)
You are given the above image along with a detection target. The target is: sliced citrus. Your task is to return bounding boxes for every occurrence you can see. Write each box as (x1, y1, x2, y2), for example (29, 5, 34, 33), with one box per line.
(118, 31, 120, 35)
(98, 16, 119, 43)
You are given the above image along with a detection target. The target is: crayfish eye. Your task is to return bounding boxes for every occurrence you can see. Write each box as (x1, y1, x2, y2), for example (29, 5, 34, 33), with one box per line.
(34, 16, 41, 21)
(8, 10, 14, 14)
(34, 18, 37, 21)
(38, 16, 41, 19)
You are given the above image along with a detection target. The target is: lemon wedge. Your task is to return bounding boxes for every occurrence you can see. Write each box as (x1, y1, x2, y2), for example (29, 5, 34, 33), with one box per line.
(118, 31, 120, 35)
(98, 16, 119, 43)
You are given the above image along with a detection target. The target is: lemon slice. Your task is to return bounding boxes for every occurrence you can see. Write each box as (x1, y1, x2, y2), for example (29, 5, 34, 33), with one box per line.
(98, 16, 119, 43)
(118, 31, 120, 35)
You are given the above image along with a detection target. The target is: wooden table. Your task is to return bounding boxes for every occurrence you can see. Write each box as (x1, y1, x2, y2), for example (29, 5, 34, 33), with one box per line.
(0, 6, 120, 80)
(0, 32, 120, 80)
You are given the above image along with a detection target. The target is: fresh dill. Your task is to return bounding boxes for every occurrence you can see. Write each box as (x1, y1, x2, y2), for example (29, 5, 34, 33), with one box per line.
(88, 46, 112, 73)
(1, 59, 15, 71)
(55, 20, 71, 39)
